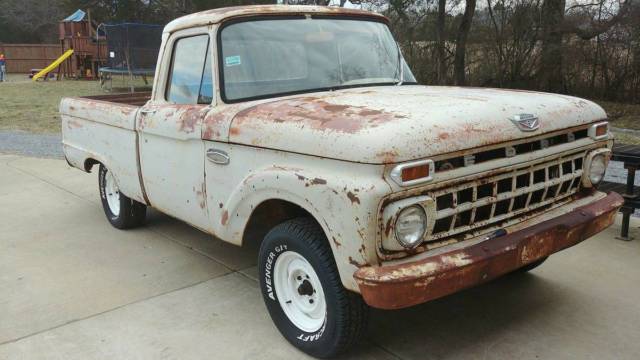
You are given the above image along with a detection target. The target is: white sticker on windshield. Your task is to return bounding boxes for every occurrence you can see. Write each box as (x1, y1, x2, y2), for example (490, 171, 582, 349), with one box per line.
(225, 55, 241, 67)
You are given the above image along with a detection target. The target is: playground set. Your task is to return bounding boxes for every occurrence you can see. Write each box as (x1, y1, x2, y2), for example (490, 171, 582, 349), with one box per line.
(32, 9, 162, 92)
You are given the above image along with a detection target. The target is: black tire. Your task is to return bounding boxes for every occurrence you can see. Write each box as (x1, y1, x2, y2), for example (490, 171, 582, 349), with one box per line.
(258, 217, 369, 358)
(98, 164, 146, 229)
(513, 257, 548, 274)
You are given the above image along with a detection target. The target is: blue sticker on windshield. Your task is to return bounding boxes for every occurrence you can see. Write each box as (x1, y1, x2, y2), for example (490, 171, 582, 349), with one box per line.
(225, 55, 241, 67)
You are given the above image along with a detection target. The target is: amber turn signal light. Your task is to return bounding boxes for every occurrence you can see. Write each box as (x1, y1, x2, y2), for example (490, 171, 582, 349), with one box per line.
(390, 160, 435, 186)
(588, 122, 609, 140)
(401, 164, 430, 182)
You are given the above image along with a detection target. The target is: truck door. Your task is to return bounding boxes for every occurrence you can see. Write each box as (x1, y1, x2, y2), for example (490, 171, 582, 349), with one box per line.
(137, 31, 213, 231)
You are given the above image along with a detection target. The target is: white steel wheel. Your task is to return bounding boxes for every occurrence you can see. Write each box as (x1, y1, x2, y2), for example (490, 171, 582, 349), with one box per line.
(259, 218, 369, 358)
(273, 251, 327, 333)
(98, 164, 146, 230)
(104, 170, 121, 217)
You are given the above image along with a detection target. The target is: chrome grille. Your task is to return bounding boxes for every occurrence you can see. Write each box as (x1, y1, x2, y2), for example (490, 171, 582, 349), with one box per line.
(434, 127, 589, 173)
(429, 152, 585, 240)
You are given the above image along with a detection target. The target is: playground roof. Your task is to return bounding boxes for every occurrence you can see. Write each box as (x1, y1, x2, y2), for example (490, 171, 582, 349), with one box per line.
(62, 9, 86, 22)
(163, 5, 387, 34)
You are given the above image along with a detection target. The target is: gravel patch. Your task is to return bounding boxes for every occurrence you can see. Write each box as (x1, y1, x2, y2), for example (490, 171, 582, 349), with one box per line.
(0, 131, 63, 159)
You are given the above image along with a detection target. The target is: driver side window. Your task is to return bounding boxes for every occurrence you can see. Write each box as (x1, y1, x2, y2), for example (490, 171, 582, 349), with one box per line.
(166, 34, 213, 104)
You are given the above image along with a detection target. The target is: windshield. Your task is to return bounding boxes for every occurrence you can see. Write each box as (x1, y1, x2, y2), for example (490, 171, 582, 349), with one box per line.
(219, 17, 416, 102)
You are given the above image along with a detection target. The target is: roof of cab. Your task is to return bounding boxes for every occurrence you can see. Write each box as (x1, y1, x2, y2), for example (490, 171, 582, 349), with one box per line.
(163, 5, 388, 33)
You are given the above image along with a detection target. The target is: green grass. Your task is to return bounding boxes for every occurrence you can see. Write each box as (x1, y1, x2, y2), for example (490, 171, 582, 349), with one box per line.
(0, 73, 150, 133)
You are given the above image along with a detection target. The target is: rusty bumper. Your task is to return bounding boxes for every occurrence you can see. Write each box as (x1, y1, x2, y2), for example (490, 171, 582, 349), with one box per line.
(355, 192, 624, 310)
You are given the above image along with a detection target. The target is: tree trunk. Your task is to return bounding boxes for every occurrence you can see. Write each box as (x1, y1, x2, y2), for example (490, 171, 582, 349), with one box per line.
(539, 0, 566, 93)
(454, 0, 476, 86)
(436, 0, 447, 84)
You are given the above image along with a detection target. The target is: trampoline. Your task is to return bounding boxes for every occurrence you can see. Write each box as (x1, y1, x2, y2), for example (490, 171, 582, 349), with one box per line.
(98, 23, 162, 92)
(99, 67, 155, 91)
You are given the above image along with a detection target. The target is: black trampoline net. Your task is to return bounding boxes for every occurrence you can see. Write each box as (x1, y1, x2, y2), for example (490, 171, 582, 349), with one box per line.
(103, 23, 162, 73)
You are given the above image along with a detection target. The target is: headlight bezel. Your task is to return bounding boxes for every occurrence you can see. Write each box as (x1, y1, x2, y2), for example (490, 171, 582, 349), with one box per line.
(380, 196, 436, 251)
(582, 148, 611, 188)
(394, 205, 428, 249)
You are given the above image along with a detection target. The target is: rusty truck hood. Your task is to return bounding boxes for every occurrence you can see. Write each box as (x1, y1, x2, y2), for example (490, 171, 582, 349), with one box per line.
(226, 85, 606, 164)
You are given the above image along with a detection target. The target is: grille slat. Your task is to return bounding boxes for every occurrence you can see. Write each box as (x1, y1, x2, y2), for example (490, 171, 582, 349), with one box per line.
(430, 152, 585, 240)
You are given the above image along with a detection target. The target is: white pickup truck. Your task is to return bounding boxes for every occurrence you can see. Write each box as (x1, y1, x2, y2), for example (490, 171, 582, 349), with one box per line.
(61, 5, 623, 358)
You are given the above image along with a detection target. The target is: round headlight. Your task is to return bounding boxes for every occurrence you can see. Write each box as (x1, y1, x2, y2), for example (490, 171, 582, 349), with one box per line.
(589, 154, 607, 186)
(394, 205, 427, 249)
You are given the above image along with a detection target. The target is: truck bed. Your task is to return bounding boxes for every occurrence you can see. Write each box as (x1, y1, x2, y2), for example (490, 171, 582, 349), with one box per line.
(81, 92, 152, 107)
(60, 92, 148, 205)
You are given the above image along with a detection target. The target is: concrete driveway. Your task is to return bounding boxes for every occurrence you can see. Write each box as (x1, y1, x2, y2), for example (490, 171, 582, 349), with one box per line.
(1, 154, 639, 360)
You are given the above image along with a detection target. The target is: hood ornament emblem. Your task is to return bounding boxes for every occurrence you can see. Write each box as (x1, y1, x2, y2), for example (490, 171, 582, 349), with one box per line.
(510, 113, 539, 131)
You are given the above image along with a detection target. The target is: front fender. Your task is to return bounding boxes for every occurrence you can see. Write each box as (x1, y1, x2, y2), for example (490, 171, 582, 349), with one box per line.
(211, 163, 390, 291)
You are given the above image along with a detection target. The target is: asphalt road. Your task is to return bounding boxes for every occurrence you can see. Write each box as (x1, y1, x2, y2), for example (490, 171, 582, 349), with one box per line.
(1, 154, 640, 359)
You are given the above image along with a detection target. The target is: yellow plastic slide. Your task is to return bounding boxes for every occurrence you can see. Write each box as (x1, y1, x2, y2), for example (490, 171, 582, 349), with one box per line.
(32, 49, 74, 81)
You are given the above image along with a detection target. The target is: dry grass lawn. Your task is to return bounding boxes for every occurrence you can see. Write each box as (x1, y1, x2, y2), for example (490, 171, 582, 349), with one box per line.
(0, 73, 150, 133)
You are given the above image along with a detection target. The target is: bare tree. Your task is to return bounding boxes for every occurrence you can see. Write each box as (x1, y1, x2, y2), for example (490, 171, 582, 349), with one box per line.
(454, 0, 476, 85)
(436, 0, 447, 84)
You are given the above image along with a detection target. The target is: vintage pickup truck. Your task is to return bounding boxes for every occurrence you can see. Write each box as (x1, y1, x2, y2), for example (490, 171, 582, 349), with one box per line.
(60, 5, 623, 358)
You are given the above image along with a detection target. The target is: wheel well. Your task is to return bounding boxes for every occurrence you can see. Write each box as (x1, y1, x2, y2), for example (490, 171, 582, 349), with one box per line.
(243, 199, 321, 251)
(84, 158, 100, 172)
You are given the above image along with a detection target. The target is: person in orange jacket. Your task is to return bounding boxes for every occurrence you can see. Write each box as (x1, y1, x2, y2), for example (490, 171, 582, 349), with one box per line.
(0, 54, 6, 82)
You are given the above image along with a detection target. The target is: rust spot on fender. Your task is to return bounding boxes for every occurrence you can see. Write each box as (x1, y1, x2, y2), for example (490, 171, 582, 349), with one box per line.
(348, 256, 366, 268)
(347, 191, 360, 205)
(295, 173, 327, 187)
(221, 210, 229, 225)
(332, 236, 342, 247)
(309, 178, 327, 185)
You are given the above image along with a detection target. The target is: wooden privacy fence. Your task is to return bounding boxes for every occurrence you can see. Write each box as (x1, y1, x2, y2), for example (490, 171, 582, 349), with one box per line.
(0, 44, 62, 73)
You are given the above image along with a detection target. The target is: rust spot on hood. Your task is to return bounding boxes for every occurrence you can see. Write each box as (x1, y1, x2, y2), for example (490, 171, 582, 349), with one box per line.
(233, 97, 404, 134)
(376, 150, 398, 164)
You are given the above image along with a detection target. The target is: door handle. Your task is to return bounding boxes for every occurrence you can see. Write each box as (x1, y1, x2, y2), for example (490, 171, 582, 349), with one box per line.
(206, 149, 230, 165)
(139, 109, 156, 115)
